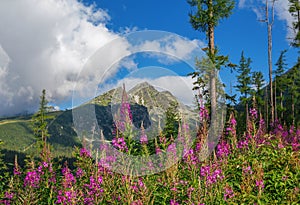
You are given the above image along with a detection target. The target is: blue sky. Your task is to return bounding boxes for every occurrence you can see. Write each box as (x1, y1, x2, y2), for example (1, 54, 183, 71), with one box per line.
(0, 0, 298, 116)
(85, 0, 298, 94)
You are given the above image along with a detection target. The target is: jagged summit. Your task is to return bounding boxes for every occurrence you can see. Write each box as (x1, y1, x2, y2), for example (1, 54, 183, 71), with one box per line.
(92, 82, 178, 108)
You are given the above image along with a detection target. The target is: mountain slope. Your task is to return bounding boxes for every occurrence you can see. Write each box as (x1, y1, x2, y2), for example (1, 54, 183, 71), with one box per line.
(0, 82, 196, 157)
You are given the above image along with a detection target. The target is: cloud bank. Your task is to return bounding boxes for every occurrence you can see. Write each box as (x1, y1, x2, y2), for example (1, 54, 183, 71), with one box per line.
(0, 0, 204, 117)
(0, 0, 121, 116)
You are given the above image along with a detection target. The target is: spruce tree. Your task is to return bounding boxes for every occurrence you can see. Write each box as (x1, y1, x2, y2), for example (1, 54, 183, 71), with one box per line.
(274, 50, 287, 121)
(235, 51, 252, 122)
(252, 71, 265, 116)
(286, 58, 300, 125)
(187, 0, 235, 132)
(163, 101, 180, 139)
(32, 89, 53, 154)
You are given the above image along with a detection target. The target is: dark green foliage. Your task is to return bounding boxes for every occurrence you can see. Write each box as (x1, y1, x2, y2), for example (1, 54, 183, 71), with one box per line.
(31, 89, 53, 150)
(285, 57, 300, 125)
(187, 0, 235, 33)
(252, 71, 265, 115)
(162, 101, 180, 139)
(235, 52, 253, 120)
(274, 50, 288, 121)
(187, 0, 235, 136)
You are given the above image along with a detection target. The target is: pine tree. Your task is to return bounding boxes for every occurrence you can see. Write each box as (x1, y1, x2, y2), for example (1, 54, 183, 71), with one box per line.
(32, 89, 53, 154)
(274, 50, 287, 121)
(252, 71, 265, 116)
(286, 57, 300, 125)
(163, 101, 180, 139)
(235, 51, 252, 122)
(187, 0, 235, 132)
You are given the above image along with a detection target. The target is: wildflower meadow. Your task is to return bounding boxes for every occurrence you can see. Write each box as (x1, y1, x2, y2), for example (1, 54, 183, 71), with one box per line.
(0, 99, 299, 204)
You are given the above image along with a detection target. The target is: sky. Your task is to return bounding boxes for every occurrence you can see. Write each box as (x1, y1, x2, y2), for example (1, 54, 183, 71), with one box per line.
(0, 0, 298, 117)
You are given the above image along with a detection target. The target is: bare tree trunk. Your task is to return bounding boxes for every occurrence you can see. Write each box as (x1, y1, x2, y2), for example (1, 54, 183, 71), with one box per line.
(246, 102, 249, 124)
(265, 0, 275, 124)
(274, 79, 277, 120)
(208, 0, 217, 131)
(265, 86, 269, 129)
(280, 91, 283, 120)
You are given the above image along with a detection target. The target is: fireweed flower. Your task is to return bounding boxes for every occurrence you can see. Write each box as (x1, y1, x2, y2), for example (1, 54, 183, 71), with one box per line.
(140, 133, 148, 145)
(84, 175, 103, 196)
(226, 114, 237, 136)
(4, 192, 14, 200)
(24, 170, 40, 188)
(224, 185, 234, 201)
(131, 200, 143, 205)
(120, 101, 132, 122)
(200, 165, 224, 186)
(237, 139, 248, 149)
(242, 166, 253, 175)
(199, 106, 209, 121)
(56, 189, 77, 204)
(256, 179, 264, 190)
(112, 137, 128, 152)
(195, 142, 202, 152)
(200, 165, 210, 177)
(117, 90, 133, 131)
(187, 187, 194, 198)
(0, 191, 14, 204)
(167, 143, 177, 160)
(170, 199, 179, 205)
(230, 116, 237, 126)
(249, 108, 258, 119)
(76, 168, 83, 178)
(62, 166, 76, 188)
(170, 187, 177, 192)
(13, 166, 21, 176)
(216, 140, 230, 158)
(42, 161, 48, 168)
(254, 118, 266, 145)
(80, 147, 91, 158)
(156, 146, 162, 154)
(65, 190, 77, 203)
(183, 148, 198, 165)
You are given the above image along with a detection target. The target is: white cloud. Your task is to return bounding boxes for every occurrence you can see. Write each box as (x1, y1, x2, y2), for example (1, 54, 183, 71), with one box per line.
(0, 0, 122, 116)
(238, 0, 247, 8)
(0, 1, 204, 116)
(72, 31, 205, 107)
(238, 0, 295, 41)
(274, 0, 295, 40)
(132, 34, 204, 65)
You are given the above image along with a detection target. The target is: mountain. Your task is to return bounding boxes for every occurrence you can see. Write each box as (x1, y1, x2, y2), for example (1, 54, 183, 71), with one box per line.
(0, 82, 197, 157)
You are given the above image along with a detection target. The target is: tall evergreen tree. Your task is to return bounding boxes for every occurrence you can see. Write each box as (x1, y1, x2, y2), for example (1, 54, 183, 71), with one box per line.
(163, 101, 180, 139)
(32, 89, 53, 154)
(274, 49, 288, 121)
(235, 51, 252, 121)
(286, 57, 300, 125)
(252, 71, 265, 116)
(187, 0, 235, 133)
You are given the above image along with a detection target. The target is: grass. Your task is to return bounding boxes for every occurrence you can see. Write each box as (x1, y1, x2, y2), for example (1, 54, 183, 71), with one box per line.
(0, 108, 299, 204)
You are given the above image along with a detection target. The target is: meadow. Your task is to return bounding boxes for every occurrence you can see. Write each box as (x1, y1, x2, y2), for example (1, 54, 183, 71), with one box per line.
(0, 102, 299, 205)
